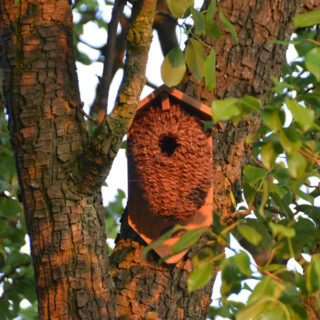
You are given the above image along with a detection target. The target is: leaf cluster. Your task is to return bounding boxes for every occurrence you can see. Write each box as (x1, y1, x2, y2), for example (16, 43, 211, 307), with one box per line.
(161, 0, 238, 89)
(150, 9, 320, 320)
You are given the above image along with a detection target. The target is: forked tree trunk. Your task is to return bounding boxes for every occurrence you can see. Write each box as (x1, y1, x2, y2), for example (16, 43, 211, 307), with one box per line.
(0, 0, 312, 319)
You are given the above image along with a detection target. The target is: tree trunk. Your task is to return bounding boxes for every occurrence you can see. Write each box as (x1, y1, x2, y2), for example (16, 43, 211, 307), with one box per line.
(0, 0, 313, 319)
(0, 1, 115, 318)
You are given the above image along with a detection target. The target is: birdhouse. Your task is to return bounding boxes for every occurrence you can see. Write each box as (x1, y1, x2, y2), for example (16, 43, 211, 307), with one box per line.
(127, 85, 213, 263)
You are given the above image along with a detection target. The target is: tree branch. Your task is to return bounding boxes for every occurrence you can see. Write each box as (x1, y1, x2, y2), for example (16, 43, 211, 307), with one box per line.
(80, 0, 157, 195)
(90, 0, 126, 119)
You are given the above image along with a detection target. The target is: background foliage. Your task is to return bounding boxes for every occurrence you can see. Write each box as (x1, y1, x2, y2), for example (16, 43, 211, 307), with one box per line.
(0, 0, 320, 319)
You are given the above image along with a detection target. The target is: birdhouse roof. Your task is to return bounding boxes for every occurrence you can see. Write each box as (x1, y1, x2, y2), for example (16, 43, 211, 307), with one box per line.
(136, 85, 212, 120)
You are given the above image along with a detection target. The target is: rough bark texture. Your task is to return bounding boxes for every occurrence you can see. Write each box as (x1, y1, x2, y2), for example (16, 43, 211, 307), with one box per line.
(1, 0, 158, 318)
(0, 1, 116, 319)
(182, 0, 305, 221)
(111, 1, 305, 319)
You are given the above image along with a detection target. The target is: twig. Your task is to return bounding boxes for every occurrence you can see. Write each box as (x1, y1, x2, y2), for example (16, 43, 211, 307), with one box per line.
(0, 215, 9, 222)
(77, 36, 101, 50)
(304, 85, 315, 93)
(261, 269, 283, 282)
(298, 149, 320, 165)
(306, 38, 320, 47)
(91, 0, 126, 116)
(264, 206, 287, 216)
(80, 109, 101, 124)
(146, 80, 158, 89)
(233, 205, 255, 216)
(0, 262, 30, 284)
(220, 220, 242, 236)
(0, 275, 25, 301)
(155, 11, 177, 24)
(71, 0, 81, 10)
(0, 192, 10, 198)
(251, 154, 265, 168)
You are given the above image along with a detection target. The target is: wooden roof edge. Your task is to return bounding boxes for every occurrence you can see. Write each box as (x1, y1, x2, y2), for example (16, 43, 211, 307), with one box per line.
(137, 85, 167, 109)
(137, 85, 212, 119)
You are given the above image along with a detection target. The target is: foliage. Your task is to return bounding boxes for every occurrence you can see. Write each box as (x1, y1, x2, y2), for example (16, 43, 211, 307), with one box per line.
(158, 9, 320, 319)
(0, 109, 37, 319)
(161, 0, 238, 89)
(72, 0, 109, 65)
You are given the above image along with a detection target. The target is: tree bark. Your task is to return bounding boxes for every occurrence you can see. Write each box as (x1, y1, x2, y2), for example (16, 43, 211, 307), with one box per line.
(1, 0, 158, 318)
(0, 1, 116, 318)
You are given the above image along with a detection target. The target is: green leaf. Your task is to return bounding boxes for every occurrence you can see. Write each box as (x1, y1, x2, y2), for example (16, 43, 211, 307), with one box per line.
(193, 247, 218, 268)
(205, 1, 219, 40)
(167, 47, 185, 67)
(205, 49, 216, 91)
(243, 183, 257, 208)
(188, 261, 213, 291)
(191, 8, 205, 35)
(0, 245, 7, 268)
(141, 225, 184, 259)
(295, 204, 320, 221)
(287, 151, 307, 179)
(185, 38, 206, 82)
(243, 165, 268, 190)
(248, 277, 280, 305)
(161, 48, 186, 87)
(168, 0, 194, 18)
(0, 198, 22, 218)
(269, 183, 287, 199)
(270, 192, 293, 219)
(237, 224, 262, 246)
(260, 143, 277, 169)
(219, 11, 238, 43)
(307, 255, 320, 293)
(269, 222, 296, 238)
(286, 98, 315, 132)
(233, 251, 251, 276)
(76, 50, 92, 65)
(171, 227, 205, 254)
(294, 10, 320, 28)
(239, 96, 261, 113)
(203, 121, 214, 131)
(220, 256, 247, 298)
(246, 219, 273, 250)
(206, 0, 216, 21)
(230, 190, 237, 208)
(96, 18, 108, 30)
(260, 142, 278, 169)
(211, 98, 240, 122)
(305, 47, 320, 81)
(262, 109, 283, 131)
(279, 128, 301, 155)
(205, 20, 221, 40)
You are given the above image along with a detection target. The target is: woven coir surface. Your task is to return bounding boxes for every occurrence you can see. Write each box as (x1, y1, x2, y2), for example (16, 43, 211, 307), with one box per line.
(128, 103, 213, 220)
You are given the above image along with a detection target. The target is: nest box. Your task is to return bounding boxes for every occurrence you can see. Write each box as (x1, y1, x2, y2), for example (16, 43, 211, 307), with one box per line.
(127, 85, 213, 263)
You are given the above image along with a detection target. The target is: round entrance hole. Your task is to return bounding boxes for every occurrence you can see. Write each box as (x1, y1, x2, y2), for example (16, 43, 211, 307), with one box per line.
(159, 135, 179, 156)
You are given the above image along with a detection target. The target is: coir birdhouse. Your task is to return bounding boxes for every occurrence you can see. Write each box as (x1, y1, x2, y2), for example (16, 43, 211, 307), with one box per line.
(127, 85, 213, 263)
